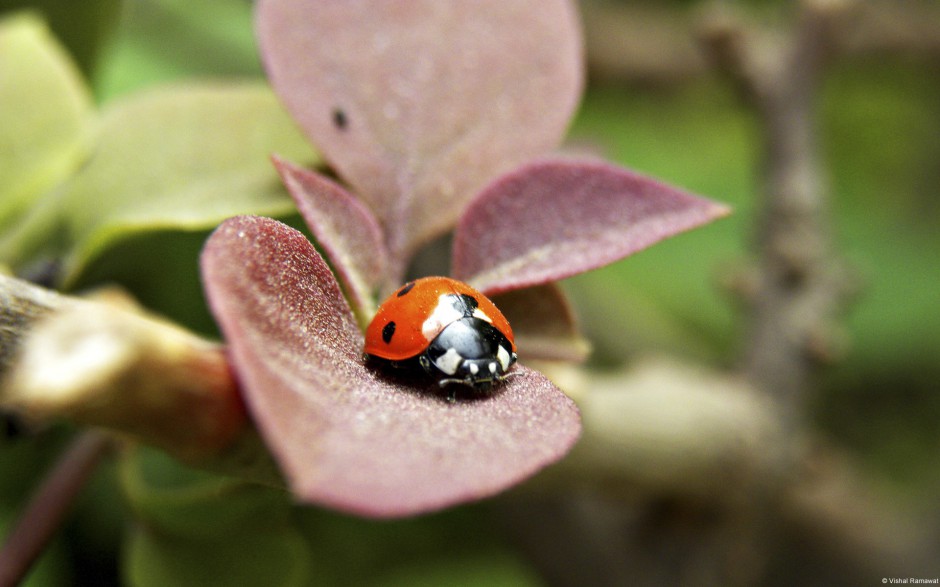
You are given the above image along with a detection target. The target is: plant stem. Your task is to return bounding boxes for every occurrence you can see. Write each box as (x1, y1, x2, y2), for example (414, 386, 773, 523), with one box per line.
(0, 274, 68, 377)
(0, 431, 112, 587)
(702, 0, 852, 429)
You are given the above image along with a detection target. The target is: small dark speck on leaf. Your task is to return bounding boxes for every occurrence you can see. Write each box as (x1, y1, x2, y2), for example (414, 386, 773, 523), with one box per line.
(332, 108, 348, 130)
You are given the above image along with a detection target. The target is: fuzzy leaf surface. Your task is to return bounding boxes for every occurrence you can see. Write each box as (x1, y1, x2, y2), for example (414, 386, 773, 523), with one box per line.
(452, 158, 731, 294)
(272, 156, 388, 319)
(256, 0, 583, 269)
(200, 216, 581, 517)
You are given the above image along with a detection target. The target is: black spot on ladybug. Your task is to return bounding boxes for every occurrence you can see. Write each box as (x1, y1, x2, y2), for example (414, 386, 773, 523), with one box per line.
(332, 108, 348, 130)
(382, 321, 396, 344)
(396, 281, 416, 297)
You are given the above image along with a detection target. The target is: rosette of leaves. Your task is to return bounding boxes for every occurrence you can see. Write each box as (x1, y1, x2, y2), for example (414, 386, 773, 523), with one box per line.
(198, 0, 730, 519)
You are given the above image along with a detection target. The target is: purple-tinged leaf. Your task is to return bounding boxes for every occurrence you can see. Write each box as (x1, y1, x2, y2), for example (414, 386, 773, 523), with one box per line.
(256, 0, 584, 270)
(491, 284, 590, 363)
(452, 158, 731, 294)
(200, 216, 581, 518)
(272, 156, 388, 319)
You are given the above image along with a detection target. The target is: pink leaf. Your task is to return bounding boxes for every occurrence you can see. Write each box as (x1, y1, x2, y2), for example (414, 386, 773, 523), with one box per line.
(200, 216, 581, 518)
(452, 158, 731, 294)
(272, 156, 389, 316)
(256, 0, 584, 269)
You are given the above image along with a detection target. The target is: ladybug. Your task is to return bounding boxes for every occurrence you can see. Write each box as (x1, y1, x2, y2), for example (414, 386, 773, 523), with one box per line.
(365, 276, 517, 391)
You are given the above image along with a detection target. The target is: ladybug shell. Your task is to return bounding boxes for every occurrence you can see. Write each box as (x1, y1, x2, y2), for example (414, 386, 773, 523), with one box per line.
(364, 276, 515, 362)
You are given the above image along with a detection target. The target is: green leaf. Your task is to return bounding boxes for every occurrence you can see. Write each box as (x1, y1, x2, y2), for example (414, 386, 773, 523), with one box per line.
(1, 0, 121, 79)
(95, 0, 261, 100)
(126, 524, 312, 587)
(294, 506, 502, 585)
(371, 554, 542, 587)
(0, 13, 93, 235)
(54, 82, 316, 285)
(121, 447, 313, 587)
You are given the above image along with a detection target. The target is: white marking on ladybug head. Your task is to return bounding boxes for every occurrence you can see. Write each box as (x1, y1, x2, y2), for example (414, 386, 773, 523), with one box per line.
(488, 361, 498, 374)
(497, 345, 511, 371)
(422, 294, 465, 341)
(472, 308, 493, 323)
(468, 362, 479, 375)
(433, 347, 463, 376)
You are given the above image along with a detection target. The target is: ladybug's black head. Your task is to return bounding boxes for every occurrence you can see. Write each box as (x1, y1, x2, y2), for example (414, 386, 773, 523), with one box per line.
(421, 317, 517, 389)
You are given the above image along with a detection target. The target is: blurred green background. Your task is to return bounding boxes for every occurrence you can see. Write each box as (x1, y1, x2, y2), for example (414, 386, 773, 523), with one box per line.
(1, 0, 938, 584)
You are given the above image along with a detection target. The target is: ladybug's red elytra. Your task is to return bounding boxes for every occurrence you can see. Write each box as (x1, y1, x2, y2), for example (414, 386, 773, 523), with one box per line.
(364, 277, 517, 390)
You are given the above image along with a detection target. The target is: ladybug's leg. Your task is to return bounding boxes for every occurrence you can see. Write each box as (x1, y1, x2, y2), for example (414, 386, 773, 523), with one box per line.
(438, 377, 471, 403)
(418, 355, 433, 375)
